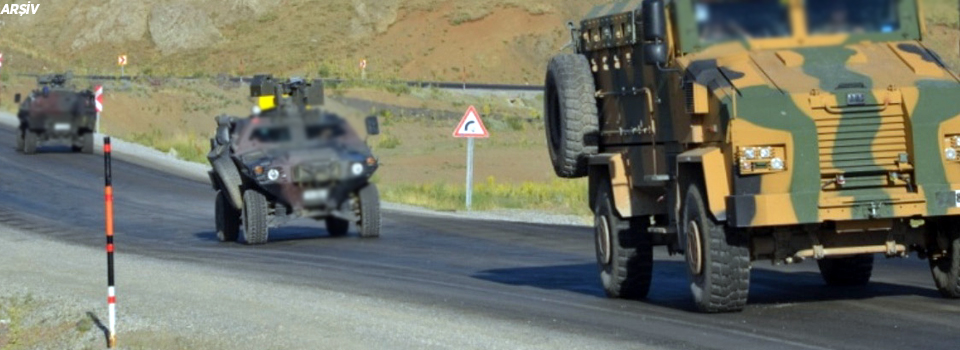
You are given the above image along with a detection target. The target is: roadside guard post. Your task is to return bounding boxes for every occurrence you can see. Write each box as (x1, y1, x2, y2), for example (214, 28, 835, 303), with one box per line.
(104, 136, 117, 348)
(452, 105, 489, 210)
(94, 85, 103, 134)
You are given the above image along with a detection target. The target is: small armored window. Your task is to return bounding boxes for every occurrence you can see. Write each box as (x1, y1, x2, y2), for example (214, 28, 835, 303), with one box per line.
(603, 26, 612, 40)
(616, 24, 624, 39)
(593, 29, 601, 42)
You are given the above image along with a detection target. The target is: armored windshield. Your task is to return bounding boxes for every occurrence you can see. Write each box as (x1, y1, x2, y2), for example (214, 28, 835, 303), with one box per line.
(695, 0, 791, 43)
(806, 0, 900, 35)
(250, 126, 292, 143)
(306, 124, 346, 140)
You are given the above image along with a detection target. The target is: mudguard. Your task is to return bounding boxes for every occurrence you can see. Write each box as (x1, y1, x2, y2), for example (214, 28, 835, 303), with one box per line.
(212, 156, 244, 210)
(677, 147, 730, 221)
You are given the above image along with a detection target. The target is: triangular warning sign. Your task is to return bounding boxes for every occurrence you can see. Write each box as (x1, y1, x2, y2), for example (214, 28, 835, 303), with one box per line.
(453, 105, 489, 138)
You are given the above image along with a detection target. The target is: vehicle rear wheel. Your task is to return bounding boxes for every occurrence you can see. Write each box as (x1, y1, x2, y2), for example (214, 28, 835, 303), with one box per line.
(357, 184, 380, 238)
(930, 230, 960, 298)
(817, 254, 874, 286)
(215, 190, 240, 242)
(682, 182, 750, 313)
(241, 190, 269, 245)
(325, 217, 350, 237)
(80, 132, 94, 154)
(544, 54, 599, 178)
(22, 131, 38, 154)
(593, 181, 653, 299)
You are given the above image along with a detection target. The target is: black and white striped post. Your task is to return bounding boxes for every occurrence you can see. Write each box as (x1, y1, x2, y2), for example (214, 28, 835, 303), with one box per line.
(103, 136, 117, 348)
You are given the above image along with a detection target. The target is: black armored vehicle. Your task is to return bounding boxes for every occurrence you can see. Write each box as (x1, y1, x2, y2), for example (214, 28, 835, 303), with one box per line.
(208, 76, 382, 245)
(15, 73, 98, 154)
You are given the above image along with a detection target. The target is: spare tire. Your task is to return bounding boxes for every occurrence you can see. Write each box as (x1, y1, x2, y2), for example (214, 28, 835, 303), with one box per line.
(544, 54, 599, 178)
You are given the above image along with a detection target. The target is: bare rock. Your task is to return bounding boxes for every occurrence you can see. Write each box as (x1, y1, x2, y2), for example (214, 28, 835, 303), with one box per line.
(349, 0, 400, 38)
(149, 2, 223, 55)
(68, 1, 150, 50)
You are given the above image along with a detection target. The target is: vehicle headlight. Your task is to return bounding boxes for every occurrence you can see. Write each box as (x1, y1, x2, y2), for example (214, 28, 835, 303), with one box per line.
(267, 168, 280, 181)
(946, 148, 958, 161)
(770, 157, 785, 171)
(759, 147, 773, 159)
(351, 163, 364, 176)
(738, 145, 787, 174)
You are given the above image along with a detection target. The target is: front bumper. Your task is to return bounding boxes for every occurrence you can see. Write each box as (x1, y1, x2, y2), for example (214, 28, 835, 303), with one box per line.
(726, 186, 960, 228)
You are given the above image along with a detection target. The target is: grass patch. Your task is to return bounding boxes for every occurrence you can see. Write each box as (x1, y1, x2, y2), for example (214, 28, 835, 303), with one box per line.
(377, 134, 402, 150)
(381, 176, 589, 216)
(129, 127, 209, 163)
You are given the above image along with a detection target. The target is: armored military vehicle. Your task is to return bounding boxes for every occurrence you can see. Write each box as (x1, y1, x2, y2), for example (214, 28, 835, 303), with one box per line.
(15, 73, 98, 154)
(545, 0, 960, 312)
(208, 77, 381, 245)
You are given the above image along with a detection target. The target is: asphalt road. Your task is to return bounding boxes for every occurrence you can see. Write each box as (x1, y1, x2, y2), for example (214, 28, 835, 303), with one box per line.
(0, 125, 958, 350)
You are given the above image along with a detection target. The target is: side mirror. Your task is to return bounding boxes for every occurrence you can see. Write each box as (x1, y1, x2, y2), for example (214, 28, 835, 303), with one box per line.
(14, 93, 21, 104)
(365, 116, 380, 136)
(644, 43, 668, 66)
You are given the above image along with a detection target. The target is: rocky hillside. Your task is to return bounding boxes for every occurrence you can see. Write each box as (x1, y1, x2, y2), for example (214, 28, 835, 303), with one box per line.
(0, 0, 955, 83)
(0, 0, 603, 83)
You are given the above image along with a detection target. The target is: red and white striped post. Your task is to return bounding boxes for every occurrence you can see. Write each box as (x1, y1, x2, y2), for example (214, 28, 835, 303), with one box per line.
(94, 85, 103, 134)
(104, 136, 117, 348)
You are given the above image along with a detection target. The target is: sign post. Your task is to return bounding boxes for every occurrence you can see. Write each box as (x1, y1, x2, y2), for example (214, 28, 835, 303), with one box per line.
(360, 59, 367, 80)
(117, 55, 127, 78)
(452, 105, 489, 210)
(94, 85, 103, 134)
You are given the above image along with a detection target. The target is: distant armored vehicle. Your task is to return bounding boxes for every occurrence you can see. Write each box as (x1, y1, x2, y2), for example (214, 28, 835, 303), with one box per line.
(208, 77, 381, 245)
(15, 73, 98, 154)
(546, 0, 960, 312)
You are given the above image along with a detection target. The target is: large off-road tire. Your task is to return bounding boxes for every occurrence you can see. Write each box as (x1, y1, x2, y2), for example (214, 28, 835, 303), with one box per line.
(817, 255, 874, 286)
(15, 130, 24, 152)
(930, 230, 960, 298)
(80, 132, 94, 154)
(241, 190, 269, 245)
(544, 54, 599, 178)
(325, 218, 350, 237)
(682, 182, 750, 313)
(357, 184, 381, 239)
(593, 181, 653, 299)
(215, 190, 240, 242)
(22, 131, 38, 155)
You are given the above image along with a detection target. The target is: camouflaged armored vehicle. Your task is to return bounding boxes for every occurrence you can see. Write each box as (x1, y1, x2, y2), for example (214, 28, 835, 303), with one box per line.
(208, 77, 381, 245)
(545, 0, 960, 312)
(14, 73, 98, 154)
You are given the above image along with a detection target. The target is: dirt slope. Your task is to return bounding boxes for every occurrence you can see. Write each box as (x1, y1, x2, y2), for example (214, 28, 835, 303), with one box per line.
(0, 0, 605, 83)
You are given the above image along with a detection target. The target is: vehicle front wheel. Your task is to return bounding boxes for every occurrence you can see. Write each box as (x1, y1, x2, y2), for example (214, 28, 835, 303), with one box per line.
(357, 184, 381, 238)
(241, 190, 269, 245)
(593, 180, 652, 299)
(682, 182, 750, 313)
(215, 190, 240, 242)
(15, 130, 24, 152)
(930, 230, 960, 298)
(22, 131, 38, 154)
(80, 132, 94, 154)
